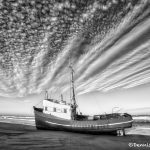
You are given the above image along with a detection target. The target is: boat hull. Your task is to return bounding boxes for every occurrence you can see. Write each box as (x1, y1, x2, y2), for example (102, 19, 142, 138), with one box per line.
(34, 107, 133, 134)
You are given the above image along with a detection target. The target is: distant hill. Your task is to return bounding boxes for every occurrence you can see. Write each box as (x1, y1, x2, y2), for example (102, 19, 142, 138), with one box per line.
(125, 107, 150, 116)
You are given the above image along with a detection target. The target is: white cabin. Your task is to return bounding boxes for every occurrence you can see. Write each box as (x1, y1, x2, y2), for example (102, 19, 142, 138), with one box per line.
(43, 99, 71, 120)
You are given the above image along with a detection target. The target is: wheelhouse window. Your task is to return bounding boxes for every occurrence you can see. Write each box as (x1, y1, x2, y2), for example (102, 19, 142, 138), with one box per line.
(64, 109, 67, 113)
(45, 107, 48, 111)
(53, 107, 56, 112)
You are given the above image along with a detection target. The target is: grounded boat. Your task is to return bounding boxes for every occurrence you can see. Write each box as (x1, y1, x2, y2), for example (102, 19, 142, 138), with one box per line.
(34, 66, 133, 136)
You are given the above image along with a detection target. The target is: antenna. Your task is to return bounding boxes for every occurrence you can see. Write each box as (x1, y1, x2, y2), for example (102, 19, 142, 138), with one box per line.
(61, 94, 63, 101)
(45, 91, 48, 99)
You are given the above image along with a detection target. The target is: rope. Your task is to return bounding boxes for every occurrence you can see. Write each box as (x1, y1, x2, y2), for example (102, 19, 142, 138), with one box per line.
(35, 100, 43, 107)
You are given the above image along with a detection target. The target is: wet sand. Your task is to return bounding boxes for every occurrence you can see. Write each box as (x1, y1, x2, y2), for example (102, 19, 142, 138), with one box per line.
(0, 122, 150, 150)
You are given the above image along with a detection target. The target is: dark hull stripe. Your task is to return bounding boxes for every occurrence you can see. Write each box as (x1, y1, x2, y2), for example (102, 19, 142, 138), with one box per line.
(45, 120, 133, 127)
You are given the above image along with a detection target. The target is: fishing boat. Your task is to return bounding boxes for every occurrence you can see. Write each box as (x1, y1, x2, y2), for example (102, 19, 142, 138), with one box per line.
(33, 66, 133, 136)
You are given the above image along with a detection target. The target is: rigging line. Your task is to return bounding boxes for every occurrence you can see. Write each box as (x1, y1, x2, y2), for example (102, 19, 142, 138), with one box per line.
(35, 100, 43, 107)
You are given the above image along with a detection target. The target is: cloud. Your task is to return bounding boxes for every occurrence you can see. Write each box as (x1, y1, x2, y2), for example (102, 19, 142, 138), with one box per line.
(0, 0, 150, 97)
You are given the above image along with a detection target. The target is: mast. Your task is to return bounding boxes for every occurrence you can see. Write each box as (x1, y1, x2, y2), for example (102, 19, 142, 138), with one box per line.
(69, 65, 77, 120)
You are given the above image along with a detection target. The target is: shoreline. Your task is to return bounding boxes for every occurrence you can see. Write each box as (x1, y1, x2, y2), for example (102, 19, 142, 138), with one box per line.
(0, 122, 36, 131)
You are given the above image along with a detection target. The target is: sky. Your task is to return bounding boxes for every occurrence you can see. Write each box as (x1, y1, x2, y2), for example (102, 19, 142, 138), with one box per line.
(1, 83, 150, 116)
(0, 0, 150, 115)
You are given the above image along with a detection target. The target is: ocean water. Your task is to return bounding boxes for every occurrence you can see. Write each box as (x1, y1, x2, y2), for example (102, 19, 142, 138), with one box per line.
(0, 116, 150, 150)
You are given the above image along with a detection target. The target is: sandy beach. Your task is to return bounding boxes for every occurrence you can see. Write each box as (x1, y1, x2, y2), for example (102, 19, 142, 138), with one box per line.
(0, 121, 150, 150)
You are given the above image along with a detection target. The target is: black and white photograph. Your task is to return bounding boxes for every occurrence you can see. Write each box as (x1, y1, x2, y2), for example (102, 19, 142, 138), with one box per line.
(0, 0, 150, 149)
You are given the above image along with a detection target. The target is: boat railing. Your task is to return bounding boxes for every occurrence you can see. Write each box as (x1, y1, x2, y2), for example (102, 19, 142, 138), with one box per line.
(93, 113, 124, 120)
(33, 106, 43, 112)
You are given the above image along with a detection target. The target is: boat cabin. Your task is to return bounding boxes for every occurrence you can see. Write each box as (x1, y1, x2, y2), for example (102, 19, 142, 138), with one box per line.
(43, 98, 71, 120)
